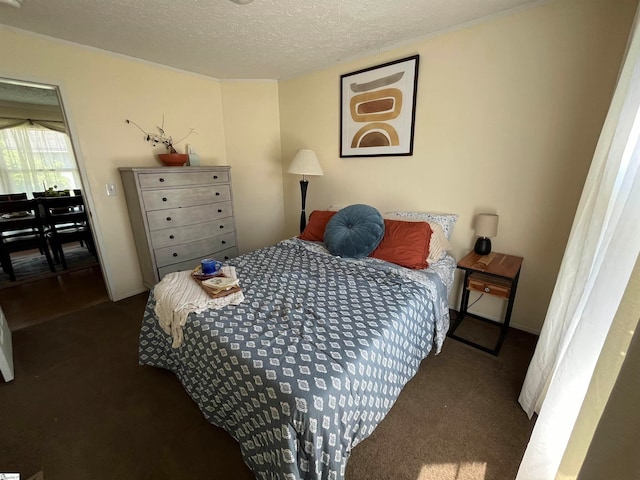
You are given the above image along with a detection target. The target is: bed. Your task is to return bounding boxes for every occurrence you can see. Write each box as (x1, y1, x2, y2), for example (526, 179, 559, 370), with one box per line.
(139, 208, 457, 480)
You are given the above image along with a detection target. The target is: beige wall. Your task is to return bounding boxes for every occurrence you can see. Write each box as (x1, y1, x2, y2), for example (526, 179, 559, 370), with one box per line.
(1, 0, 635, 326)
(278, 0, 636, 333)
(220, 81, 285, 254)
(0, 27, 284, 300)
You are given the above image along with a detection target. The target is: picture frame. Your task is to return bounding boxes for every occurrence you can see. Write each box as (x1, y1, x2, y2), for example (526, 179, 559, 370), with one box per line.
(340, 55, 419, 158)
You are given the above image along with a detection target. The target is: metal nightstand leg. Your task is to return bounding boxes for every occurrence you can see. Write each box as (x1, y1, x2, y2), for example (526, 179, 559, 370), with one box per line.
(448, 271, 520, 356)
(448, 270, 471, 335)
(493, 271, 520, 354)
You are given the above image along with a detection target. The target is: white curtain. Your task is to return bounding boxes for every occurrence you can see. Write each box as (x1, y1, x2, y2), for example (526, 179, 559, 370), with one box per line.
(516, 10, 640, 480)
(0, 123, 80, 196)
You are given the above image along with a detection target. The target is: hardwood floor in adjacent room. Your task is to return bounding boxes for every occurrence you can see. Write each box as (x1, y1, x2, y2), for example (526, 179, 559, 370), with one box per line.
(0, 264, 111, 331)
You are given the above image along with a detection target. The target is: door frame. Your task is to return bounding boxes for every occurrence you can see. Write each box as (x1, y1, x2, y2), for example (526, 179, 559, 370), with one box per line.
(0, 76, 114, 300)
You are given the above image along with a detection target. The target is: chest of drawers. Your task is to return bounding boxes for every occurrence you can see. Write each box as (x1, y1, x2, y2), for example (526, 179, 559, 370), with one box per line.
(119, 166, 238, 288)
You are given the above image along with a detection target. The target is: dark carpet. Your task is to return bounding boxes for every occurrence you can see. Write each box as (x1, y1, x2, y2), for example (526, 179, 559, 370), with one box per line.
(0, 243, 98, 288)
(0, 297, 537, 480)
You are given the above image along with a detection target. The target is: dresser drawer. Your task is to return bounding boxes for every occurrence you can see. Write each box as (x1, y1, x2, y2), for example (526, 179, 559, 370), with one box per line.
(120, 166, 238, 289)
(142, 185, 231, 211)
(146, 202, 233, 231)
(154, 232, 237, 268)
(467, 273, 511, 299)
(150, 217, 235, 249)
(157, 246, 238, 279)
(138, 170, 229, 189)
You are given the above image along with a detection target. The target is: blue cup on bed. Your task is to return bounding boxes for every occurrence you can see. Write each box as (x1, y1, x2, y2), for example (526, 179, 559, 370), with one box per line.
(201, 258, 222, 275)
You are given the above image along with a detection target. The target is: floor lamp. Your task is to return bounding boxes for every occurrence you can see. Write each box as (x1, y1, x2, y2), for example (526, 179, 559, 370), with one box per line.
(287, 149, 324, 233)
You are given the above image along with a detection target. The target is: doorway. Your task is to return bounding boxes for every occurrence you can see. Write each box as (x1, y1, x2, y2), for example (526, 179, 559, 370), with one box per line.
(0, 78, 109, 330)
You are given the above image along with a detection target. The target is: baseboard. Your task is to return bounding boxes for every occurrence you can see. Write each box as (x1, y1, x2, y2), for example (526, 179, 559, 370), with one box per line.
(112, 287, 148, 302)
(509, 322, 541, 335)
(449, 309, 541, 336)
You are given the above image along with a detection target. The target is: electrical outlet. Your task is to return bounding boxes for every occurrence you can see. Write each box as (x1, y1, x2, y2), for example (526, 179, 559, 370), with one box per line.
(105, 183, 117, 196)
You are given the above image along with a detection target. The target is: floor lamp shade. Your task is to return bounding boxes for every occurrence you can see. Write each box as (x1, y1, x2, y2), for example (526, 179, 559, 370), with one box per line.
(288, 149, 324, 233)
(474, 213, 498, 255)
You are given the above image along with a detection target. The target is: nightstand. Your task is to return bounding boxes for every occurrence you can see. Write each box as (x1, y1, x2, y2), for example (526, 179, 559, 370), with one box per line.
(448, 251, 523, 355)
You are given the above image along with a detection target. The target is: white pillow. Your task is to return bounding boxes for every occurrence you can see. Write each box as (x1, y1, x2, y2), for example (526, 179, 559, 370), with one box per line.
(426, 222, 453, 264)
(385, 211, 458, 239)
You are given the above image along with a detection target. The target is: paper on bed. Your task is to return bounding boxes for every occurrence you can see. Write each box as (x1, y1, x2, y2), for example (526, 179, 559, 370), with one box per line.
(153, 265, 244, 348)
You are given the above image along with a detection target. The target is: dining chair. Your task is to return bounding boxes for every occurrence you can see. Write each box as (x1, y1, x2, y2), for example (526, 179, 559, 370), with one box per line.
(0, 199, 55, 281)
(36, 191, 86, 246)
(0, 193, 27, 201)
(39, 196, 96, 270)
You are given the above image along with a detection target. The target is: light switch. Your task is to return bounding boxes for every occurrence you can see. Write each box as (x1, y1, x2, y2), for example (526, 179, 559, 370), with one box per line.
(106, 183, 117, 196)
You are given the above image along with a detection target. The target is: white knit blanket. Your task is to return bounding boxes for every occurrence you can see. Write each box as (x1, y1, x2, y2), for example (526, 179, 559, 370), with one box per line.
(153, 266, 244, 348)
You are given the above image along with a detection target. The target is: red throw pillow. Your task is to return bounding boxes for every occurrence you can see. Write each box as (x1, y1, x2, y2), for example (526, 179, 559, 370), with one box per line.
(370, 219, 432, 269)
(299, 210, 337, 242)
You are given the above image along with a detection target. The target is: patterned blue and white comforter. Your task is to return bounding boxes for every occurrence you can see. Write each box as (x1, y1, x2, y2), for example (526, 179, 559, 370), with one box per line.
(139, 238, 455, 480)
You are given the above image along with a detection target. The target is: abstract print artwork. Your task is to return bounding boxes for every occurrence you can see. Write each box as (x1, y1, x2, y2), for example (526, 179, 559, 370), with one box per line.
(340, 55, 419, 157)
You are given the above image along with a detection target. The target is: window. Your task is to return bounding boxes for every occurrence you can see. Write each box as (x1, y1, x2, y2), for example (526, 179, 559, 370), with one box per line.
(0, 123, 80, 197)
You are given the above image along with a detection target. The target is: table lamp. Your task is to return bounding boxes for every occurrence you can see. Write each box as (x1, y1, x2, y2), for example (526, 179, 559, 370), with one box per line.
(287, 149, 324, 233)
(474, 213, 498, 255)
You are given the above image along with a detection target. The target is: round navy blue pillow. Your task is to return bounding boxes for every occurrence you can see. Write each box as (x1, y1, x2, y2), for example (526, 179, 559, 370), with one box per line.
(324, 204, 385, 258)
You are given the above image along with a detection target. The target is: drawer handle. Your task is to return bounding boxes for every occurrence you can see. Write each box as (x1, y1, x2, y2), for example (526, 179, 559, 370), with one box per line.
(162, 197, 167, 202)
(484, 287, 491, 293)
(213, 175, 218, 179)
(218, 209, 222, 213)
(159, 178, 165, 183)
(215, 192, 220, 196)
(219, 225, 224, 229)
(221, 240, 226, 245)
(173, 253, 178, 257)
(169, 235, 175, 239)
(166, 217, 172, 221)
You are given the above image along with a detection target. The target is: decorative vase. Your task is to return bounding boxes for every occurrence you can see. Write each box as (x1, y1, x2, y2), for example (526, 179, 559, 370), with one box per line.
(474, 237, 492, 255)
(157, 153, 188, 166)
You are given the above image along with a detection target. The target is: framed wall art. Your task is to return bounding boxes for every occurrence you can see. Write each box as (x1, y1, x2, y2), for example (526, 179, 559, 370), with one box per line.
(340, 55, 419, 158)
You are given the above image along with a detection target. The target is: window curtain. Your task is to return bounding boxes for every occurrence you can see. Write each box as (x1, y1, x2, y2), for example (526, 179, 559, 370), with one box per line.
(0, 118, 67, 133)
(516, 9, 640, 480)
(0, 123, 80, 196)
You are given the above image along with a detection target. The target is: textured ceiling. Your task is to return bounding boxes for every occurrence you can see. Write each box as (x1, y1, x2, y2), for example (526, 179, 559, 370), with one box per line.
(0, 0, 541, 80)
(0, 81, 59, 106)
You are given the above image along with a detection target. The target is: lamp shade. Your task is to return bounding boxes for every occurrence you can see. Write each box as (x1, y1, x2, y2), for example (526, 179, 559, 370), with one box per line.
(287, 149, 324, 176)
(474, 213, 499, 238)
